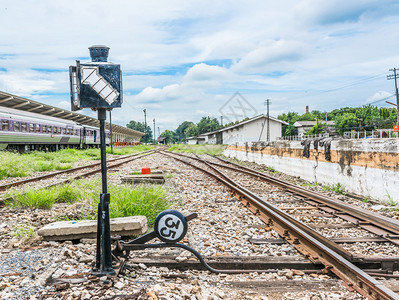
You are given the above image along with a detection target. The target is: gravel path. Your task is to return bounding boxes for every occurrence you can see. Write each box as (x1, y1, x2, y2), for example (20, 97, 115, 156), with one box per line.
(0, 152, 372, 299)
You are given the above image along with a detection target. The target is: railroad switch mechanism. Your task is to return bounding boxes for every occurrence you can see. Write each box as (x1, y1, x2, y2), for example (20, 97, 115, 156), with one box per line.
(113, 209, 277, 275)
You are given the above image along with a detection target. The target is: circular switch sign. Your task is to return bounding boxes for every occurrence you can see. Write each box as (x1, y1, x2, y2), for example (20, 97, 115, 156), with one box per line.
(154, 210, 188, 243)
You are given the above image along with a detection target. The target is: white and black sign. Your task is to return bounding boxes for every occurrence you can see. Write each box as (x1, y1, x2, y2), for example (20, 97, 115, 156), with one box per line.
(154, 210, 188, 243)
(69, 45, 123, 111)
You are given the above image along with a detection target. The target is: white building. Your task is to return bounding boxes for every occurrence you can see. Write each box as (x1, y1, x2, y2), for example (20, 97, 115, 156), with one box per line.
(202, 114, 287, 145)
(186, 134, 207, 144)
(293, 120, 335, 137)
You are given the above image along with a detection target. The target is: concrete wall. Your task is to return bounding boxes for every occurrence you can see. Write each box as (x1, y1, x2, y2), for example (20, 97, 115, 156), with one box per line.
(223, 139, 399, 203)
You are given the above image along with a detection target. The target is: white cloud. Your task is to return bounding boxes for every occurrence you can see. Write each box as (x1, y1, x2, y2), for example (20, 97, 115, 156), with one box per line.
(57, 100, 71, 110)
(0, 0, 398, 131)
(365, 91, 393, 104)
(232, 40, 307, 73)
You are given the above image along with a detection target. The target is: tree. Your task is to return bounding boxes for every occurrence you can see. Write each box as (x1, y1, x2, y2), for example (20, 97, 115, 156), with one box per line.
(278, 112, 299, 136)
(185, 124, 199, 138)
(305, 122, 326, 136)
(334, 113, 358, 135)
(175, 121, 194, 142)
(160, 130, 176, 144)
(197, 117, 220, 134)
(126, 120, 152, 143)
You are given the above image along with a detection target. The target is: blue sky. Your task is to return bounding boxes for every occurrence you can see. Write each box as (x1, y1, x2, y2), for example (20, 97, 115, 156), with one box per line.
(0, 0, 399, 135)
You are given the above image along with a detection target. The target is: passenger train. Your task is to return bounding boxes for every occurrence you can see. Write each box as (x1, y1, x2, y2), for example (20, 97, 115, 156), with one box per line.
(0, 107, 110, 152)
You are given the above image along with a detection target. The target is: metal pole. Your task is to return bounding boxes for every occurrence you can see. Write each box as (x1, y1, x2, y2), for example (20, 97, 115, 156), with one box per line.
(94, 109, 114, 275)
(395, 68, 399, 125)
(143, 109, 147, 144)
(265, 99, 271, 142)
(387, 68, 399, 125)
(109, 110, 113, 154)
(153, 118, 156, 144)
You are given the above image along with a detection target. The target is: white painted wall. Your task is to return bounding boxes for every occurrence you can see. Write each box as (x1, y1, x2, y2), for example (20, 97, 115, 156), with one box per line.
(223, 139, 399, 204)
(222, 118, 282, 144)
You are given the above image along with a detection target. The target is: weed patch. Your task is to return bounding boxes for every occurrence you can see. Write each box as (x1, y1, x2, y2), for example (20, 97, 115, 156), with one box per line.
(168, 144, 226, 155)
(6, 182, 82, 209)
(321, 183, 345, 195)
(301, 181, 318, 187)
(13, 224, 35, 242)
(0, 146, 153, 180)
(8, 188, 57, 209)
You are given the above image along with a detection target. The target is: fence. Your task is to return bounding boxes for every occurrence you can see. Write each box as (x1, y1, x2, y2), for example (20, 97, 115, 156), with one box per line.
(278, 133, 329, 141)
(343, 129, 399, 139)
(279, 129, 399, 141)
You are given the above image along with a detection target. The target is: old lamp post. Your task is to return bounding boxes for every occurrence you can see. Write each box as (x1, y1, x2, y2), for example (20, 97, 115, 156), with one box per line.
(69, 45, 123, 275)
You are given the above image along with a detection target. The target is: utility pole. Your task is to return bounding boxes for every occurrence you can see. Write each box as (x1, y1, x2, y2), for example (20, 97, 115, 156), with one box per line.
(265, 99, 271, 141)
(387, 68, 399, 125)
(325, 112, 328, 133)
(153, 118, 156, 144)
(158, 126, 160, 137)
(109, 110, 113, 153)
(220, 116, 223, 126)
(143, 109, 147, 144)
(258, 99, 272, 142)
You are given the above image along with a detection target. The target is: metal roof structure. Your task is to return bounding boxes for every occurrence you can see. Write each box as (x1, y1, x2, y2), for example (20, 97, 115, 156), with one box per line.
(0, 91, 144, 138)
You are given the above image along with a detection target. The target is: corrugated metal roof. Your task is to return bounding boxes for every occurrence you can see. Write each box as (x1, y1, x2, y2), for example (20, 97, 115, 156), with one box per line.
(0, 91, 144, 137)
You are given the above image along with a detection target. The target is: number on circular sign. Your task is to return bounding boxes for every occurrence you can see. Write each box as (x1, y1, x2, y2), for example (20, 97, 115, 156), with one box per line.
(154, 210, 188, 243)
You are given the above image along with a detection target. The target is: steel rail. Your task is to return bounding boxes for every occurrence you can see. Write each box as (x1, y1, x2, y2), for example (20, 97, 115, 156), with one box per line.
(161, 151, 399, 300)
(0, 150, 156, 206)
(171, 152, 399, 267)
(211, 155, 399, 239)
(0, 149, 155, 192)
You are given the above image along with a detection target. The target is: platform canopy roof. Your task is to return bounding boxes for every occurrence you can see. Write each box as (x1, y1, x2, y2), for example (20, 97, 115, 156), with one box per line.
(0, 91, 144, 137)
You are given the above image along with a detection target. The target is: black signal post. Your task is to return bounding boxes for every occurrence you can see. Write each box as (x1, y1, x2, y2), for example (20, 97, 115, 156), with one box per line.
(69, 45, 123, 276)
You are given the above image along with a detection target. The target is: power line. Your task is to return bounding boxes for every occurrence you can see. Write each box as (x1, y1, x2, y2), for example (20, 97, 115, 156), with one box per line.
(288, 72, 387, 102)
(387, 68, 399, 125)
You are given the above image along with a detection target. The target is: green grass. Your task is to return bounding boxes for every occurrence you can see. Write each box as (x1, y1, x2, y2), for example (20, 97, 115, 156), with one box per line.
(13, 224, 36, 242)
(265, 166, 277, 173)
(321, 182, 346, 195)
(168, 144, 226, 155)
(385, 191, 397, 206)
(0, 152, 31, 178)
(7, 179, 170, 226)
(7, 188, 57, 209)
(362, 197, 370, 203)
(165, 173, 174, 179)
(107, 145, 155, 155)
(107, 184, 169, 224)
(6, 181, 83, 209)
(301, 181, 319, 187)
(0, 145, 154, 180)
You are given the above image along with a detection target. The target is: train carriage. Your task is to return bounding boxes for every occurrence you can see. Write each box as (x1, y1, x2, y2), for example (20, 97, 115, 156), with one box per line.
(0, 107, 109, 152)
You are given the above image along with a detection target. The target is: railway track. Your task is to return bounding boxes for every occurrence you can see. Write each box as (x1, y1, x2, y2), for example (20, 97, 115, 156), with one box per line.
(0, 149, 156, 206)
(161, 150, 399, 300)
